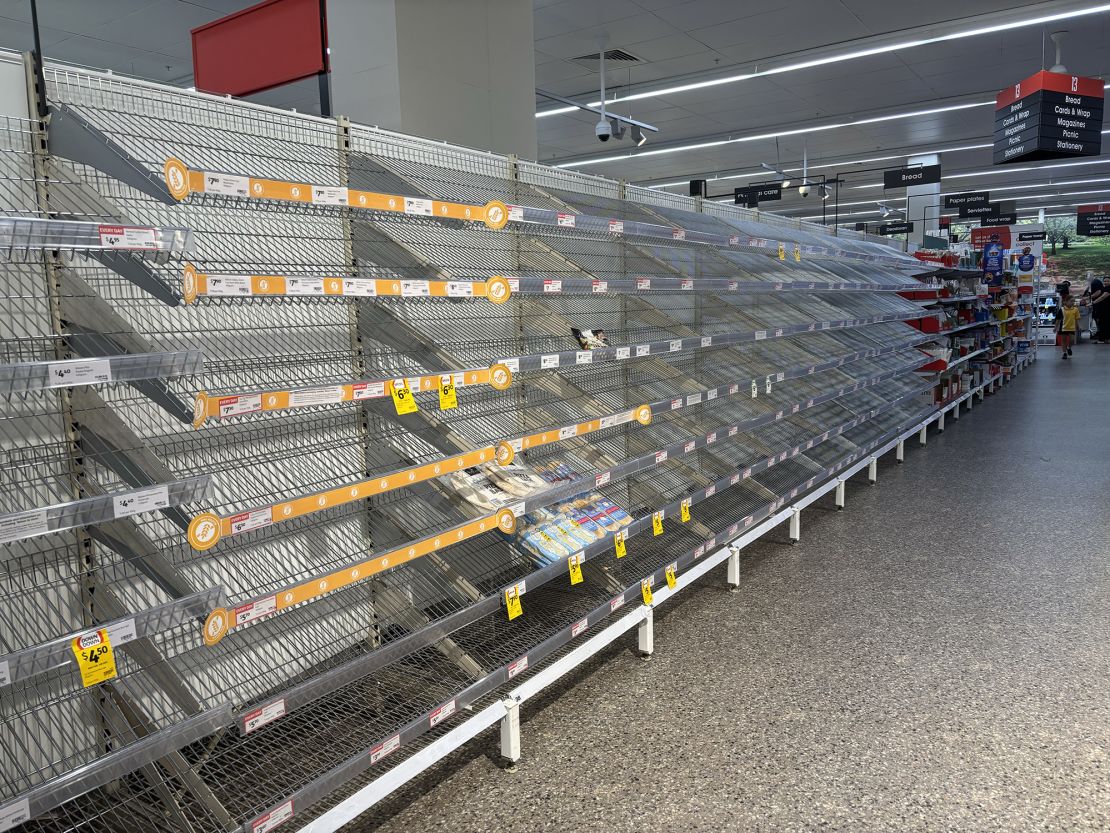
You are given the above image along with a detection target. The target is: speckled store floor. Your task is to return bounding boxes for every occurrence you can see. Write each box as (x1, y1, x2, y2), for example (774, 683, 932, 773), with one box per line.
(348, 350, 1110, 833)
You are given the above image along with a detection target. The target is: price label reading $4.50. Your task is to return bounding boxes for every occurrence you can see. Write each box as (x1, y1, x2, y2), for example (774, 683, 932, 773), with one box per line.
(71, 629, 117, 688)
(390, 378, 419, 415)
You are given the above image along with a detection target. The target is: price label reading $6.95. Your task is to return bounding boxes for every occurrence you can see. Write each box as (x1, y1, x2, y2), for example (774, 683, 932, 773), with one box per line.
(71, 629, 117, 688)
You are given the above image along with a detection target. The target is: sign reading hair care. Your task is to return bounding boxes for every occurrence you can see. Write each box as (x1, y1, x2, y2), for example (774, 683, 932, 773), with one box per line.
(993, 71, 1104, 165)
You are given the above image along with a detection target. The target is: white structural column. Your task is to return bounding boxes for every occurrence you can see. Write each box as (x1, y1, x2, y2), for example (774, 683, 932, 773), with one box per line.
(326, 0, 538, 159)
(906, 153, 941, 247)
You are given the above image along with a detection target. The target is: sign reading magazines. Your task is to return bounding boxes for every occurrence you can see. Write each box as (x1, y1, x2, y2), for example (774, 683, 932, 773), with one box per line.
(1077, 203, 1110, 237)
(994, 70, 1103, 165)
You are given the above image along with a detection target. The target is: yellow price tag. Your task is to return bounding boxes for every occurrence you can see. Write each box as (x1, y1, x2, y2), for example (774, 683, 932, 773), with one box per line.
(614, 529, 627, 558)
(680, 499, 691, 523)
(568, 553, 583, 585)
(793, 243, 801, 262)
(505, 587, 523, 620)
(641, 578, 653, 605)
(390, 378, 419, 415)
(71, 629, 117, 688)
(438, 374, 458, 411)
(652, 510, 664, 537)
(777, 242, 786, 261)
(665, 563, 677, 589)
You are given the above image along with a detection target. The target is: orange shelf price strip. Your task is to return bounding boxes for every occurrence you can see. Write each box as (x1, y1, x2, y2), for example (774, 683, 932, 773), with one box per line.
(192, 365, 511, 428)
(164, 158, 509, 230)
(182, 264, 512, 306)
(202, 506, 518, 645)
(187, 447, 497, 551)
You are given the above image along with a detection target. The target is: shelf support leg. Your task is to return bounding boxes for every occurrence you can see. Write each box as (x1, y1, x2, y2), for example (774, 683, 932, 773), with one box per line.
(727, 547, 741, 591)
(638, 607, 654, 657)
(788, 508, 800, 543)
(938, 411, 945, 433)
(953, 400, 961, 420)
(867, 457, 877, 484)
(500, 698, 521, 766)
(834, 479, 846, 510)
(918, 425, 928, 446)
(896, 439, 905, 463)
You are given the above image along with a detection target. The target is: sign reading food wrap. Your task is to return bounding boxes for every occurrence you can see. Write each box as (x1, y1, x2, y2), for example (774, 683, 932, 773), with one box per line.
(878, 222, 913, 235)
(1077, 203, 1110, 237)
(993, 70, 1104, 165)
(882, 164, 941, 188)
(980, 213, 1017, 226)
(944, 192, 990, 209)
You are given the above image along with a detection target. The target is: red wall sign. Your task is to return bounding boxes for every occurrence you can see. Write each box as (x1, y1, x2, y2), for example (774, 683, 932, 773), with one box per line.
(191, 0, 328, 97)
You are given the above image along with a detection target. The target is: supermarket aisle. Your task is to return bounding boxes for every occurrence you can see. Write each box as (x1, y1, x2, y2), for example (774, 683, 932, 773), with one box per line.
(357, 353, 1110, 833)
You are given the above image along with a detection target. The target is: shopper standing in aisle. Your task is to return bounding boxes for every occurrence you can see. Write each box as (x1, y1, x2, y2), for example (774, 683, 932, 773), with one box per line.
(1059, 295, 1080, 359)
(1089, 279, 1110, 343)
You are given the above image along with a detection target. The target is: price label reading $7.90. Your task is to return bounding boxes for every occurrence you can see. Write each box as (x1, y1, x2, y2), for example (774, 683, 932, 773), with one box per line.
(652, 510, 664, 537)
(665, 563, 678, 589)
(614, 529, 627, 558)
(438, 374, 458, 411)
(71, 629, 117, 688)
(680, 499, 691, 523)
(568, 553, 584, 585)
(641, 578, 653, 605)
(390, 378, 419, 415)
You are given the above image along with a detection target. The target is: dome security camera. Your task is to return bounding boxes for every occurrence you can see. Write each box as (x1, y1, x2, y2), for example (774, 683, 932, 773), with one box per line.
(798, 183, 811, 198)
(595, 119, 612, 142)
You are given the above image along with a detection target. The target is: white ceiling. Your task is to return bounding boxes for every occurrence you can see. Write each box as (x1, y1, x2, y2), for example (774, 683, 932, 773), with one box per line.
(1, 0, 1108, 225)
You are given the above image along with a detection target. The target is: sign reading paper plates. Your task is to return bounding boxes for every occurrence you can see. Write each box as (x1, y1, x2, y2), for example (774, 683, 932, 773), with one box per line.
(993, 70, 1104, 165)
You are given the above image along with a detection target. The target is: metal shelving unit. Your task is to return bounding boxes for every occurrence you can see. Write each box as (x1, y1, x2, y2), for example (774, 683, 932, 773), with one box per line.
(0, 51, 1031, 833)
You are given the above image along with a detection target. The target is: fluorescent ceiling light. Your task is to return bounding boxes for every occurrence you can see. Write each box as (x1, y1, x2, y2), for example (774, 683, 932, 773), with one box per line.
(644, 143, 991, 190)
(537, 4, 1110, 118)
(555, 101, 989, 169)
(850, 155, 1110, 190)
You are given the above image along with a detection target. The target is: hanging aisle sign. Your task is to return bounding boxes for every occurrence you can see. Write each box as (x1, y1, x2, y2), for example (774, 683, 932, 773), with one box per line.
(878, 222, 913, 236)
(734, 184, 781, 207)
(944, 192, 990, 210)
(882, 165, 941, 188)
(993, 71, 1104, 165)
(1077, 203, 1110, 237)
